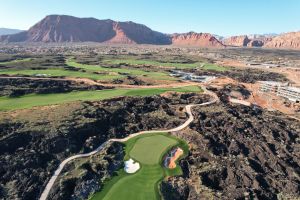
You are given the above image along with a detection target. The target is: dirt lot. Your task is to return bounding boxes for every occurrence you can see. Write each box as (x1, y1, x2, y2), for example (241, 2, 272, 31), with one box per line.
(208, 77, 300, 118)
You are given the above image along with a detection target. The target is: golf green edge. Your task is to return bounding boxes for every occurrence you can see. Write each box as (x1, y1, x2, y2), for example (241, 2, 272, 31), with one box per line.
(90, 132, 189, 200)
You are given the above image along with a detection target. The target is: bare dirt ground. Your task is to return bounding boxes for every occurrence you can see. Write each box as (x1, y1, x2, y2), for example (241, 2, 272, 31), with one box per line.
(216, 59, 246, 68)
(276, 68, 300, 86)
(218, 58, 300, 86)
(207, 77, 238, 87)
(243, 83, 300, 116)
(207, 77, 300, 117)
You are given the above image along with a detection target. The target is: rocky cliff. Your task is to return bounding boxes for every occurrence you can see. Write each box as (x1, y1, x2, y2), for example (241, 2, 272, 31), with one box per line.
(2, 15, 299, 49)
(171, 32, 224, 48)
(0, 15, 171, 44)
(224, 35, 251, 47)
(264, 32, 300, 49)
(0, 15, 225, 48)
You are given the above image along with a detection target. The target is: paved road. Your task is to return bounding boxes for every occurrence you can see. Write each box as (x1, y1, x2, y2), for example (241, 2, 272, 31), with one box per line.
(39, 86, 218, 200)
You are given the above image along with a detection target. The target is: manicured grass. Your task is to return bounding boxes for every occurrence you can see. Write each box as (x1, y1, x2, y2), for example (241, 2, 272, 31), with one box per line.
(102, 58, 229, 71)
(202, 64, 228, 71)
(129, 135, 177, 165)
(0, 58, 33, 65)
(100, 165, 163, 200)
(91, 133, 189, 200)
(0, 86, 202, 111)
(102, 58, 202, 69)
(0, 60, 175, 81)
(66, 60, 176, 80)
(0, 68, 121, 80)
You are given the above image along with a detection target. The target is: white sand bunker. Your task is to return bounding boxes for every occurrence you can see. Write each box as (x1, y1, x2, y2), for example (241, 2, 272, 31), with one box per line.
(124, 158, 140, 174)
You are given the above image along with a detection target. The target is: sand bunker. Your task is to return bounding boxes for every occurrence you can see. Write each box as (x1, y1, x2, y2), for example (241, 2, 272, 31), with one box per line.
(124, 158, 140, 173)
(164, 147, 183, 169)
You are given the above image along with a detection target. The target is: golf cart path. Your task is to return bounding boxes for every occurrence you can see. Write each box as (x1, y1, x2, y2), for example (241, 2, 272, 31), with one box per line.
(39, 86, 218, 200)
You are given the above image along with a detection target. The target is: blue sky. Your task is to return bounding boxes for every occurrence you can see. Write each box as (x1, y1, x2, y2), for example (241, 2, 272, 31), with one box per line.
(0, 0, 299, 36)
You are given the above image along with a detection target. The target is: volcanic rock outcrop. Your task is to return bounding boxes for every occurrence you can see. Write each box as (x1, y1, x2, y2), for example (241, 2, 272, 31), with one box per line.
(161, 95, 300, 199)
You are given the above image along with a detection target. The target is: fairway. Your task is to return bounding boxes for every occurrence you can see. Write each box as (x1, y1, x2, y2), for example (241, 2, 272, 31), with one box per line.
(66, 60, 175, 80)
(0, 86, 202, 111)
(0, 60, 176, 81)
(202, 64, 228, 71)
(91, 133, 189, 200)
(102, 58, 229, 71)
(0, 58, 33, 65)
(102, 58, 202, 69)
(0, 68, 121, 80)
(101, 165, 163, 200)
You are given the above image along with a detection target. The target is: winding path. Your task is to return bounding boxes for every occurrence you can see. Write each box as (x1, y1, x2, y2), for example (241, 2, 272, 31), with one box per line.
(39, 87, 218, 200)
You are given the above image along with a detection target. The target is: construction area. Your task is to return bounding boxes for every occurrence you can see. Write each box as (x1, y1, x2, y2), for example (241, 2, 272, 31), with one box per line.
(259, 81, 300, 103)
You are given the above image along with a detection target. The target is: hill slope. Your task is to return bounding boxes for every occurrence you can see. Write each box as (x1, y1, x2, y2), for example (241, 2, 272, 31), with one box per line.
(0, 15, 170, 44)
(171, 32, 224, 48)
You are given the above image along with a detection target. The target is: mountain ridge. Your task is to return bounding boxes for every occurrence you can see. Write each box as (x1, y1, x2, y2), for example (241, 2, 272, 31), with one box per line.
(0, 28, 23, 36)
(0, 15, 222, 48)
(1, 15, 300, 49)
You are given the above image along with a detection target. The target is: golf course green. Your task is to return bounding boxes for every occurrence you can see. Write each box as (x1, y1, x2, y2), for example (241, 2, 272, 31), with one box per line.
(91, 133, 189, 200)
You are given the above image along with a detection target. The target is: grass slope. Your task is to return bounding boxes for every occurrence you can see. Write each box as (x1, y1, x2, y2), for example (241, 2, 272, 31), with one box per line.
(0, 86, 202, 111)
(91, 133, 189, 200)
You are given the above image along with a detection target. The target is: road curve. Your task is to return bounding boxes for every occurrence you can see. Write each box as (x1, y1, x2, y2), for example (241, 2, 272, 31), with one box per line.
(39, 87, 218, 200)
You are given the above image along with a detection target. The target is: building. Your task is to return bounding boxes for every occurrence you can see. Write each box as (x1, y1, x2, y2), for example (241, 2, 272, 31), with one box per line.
(259, 81, 288, 94)
(169, 70, 216, 83)
(277, 86, 300, 102)
(190, 75, 216, 82)
(259, 81, 300, 103)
